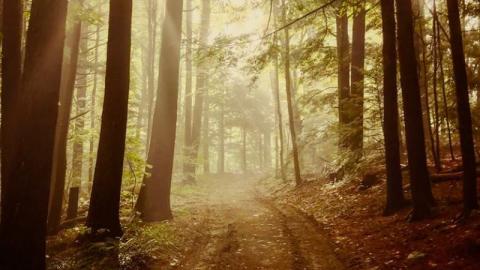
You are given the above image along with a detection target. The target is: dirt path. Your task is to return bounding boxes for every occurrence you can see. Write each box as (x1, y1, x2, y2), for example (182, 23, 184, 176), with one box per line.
(169, 176, 344, 270)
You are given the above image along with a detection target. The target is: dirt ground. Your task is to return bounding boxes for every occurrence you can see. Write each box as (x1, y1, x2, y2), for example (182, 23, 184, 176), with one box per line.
(162, 175, 344, 270)
(47, 173, 480, 270)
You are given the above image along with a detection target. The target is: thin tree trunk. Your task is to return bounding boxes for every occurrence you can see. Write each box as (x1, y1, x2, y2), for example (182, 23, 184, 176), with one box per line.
(242, 126, 247, 174)
(48, 7, 83, 234)
(218, 90, 225, 174)
(336, 10, 350, 149)
(145, 0, 158, 150)
(273, 54, 286, 181)
(71, 26, 88, 194)
(86, 0, 133, 236)
(0, 0, 68, 267)
(281, 0, 302, 185)
(89, 17, 101, 188)
(183, 0, 193, 176)
(203, 93, 210, 174)
(396, 0, 434, 221)
(189, 0, 211, 183)
(135, 0, 183, 221)
(350, 0, 366, 156)
(381, 0, 406, 215)
(446, 0, 479, 213)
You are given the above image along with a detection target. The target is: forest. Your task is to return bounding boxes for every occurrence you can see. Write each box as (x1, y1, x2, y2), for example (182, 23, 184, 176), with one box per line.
(0, 0, 479, 269)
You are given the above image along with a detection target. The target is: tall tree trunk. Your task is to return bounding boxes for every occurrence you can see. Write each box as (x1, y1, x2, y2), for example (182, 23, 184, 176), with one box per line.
(218, 90, 225, 174)
(89, 17, 101, 189)
(350, 0, 366, 156)
(203, 94, 210, 174)
(0, 0, 68, 267)
(336, 10, 350, 149)
(396, 0, 434, 221)
(189, 0, 211, 182)
(0, 0, 23, 227)
(281, 0, 302, 185)
(264, 130, 272, 170)
(183, 0, 194, 177)
(71, 25, 88, 194)
(273, 54, 286, 180)
(145, 0, 158, 150)
(135, 0, 183, 221)
(381, 0, 406, 215)
(86, 0, 132, 236)
(446, 0, 479, 213)
(242, 125, 247, 174)
(48, 6, 83, 234)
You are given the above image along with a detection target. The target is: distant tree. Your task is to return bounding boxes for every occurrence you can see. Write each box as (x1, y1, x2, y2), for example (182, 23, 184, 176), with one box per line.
(183, 0, 194, 177)
(381, 0, 406, 215)
(188, 0, 211, 183)
(396, 0, 434, 221)
(446, 0, 479, 215)
(48, 3, 84, 234)
(87, 0, 133, 236)
(0, 0, 68, 267)
(135, 0, 184, 221)
(272, 0, 286, 181)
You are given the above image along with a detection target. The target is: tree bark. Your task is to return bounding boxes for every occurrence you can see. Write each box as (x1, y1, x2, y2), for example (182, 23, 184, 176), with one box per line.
(145, 0, 158, 150)
(48, 7, 83, 234)
(396, 0, 434, 221)
(89, 16, 101, 189)
(446, 0, 479, 212)
(350, 1, 366, 155)
(381, 0, 406, 215)
(135, 0, 183, 221)
(281, 0, 302, 185)
(336, 10, 350, 149)
(0, 0, 68, 267)
(86, 0, 132, 236)
(0, 0, 23, 227)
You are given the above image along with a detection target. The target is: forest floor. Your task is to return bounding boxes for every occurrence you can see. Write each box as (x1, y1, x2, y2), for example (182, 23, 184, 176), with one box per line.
(46, 170, 480, 270)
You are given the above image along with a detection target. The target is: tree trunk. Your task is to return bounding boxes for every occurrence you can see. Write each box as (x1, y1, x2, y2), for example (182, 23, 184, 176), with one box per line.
(336, 10, 350, 149)
(381, 0, 406, 215)
(218, 90, 225, 174)
(396, 0, 434, 221)
(71, 25, 88, 194)
(273, 55, 286, 180)
(446, 0, 479, 212)
(281, 0, 302, 185)
(203, 93, 210, 174)
(145, 0, 158, 150)
(350, 0, 366, 155)
(242, 126, 247, 173)
(48, 7, 83, 235)
(0, 0, 68, 267)
(0, 0, 23, 227)
(183, 0, 194, 177)
(135, 0, 183, 222)
(189, 0, 211, 183)
(264, 131, 272, 170)
(89, 17, 101, 189)
(86, 0, 132, 236)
